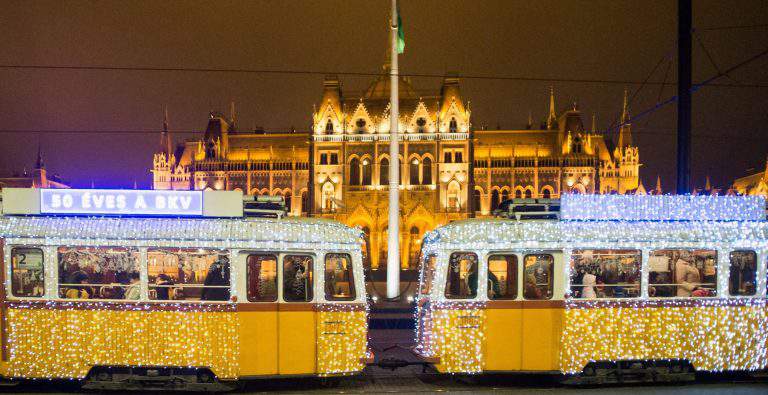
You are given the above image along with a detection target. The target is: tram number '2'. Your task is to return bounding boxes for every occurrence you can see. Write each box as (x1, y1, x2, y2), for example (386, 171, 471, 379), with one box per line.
(457, 315, 480, 329)
(322, 320, 346, 335)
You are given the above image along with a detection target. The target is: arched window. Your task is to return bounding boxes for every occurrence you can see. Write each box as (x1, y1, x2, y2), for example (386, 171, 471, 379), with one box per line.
(422, 157, 432, 185)
(284, 191, 292, 212)
(515, 189, 522, 199)
(325, 119, 334, 134)
(447, 181, 461, 210)
(472, 189, 482, 213)
(322, 182, 335, 211)
(301, 190, 309, 213)
(408, 226, 421, 268)
(349, 158, 360, 185)
(380, 227, 388, 264)
(380, 157, 389, 185)
(502, 189, 511, 202)
(409, 158, 420, 185)
(361, 158, 372, 185)
(542, 188, 551, 199)
(416, 117, 427, 133)
(361, 226, 371, 268)
(491, 190, 501, 211)
(524, 189, 533, 199)
(356, 119, 366, 134)
(449, 118, 458, 133)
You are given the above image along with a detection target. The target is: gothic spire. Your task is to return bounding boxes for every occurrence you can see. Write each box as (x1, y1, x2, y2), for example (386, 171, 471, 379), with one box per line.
(229, 100, 236, 131)
(705, 175, 712, 191)
(160, 106, 172, 157)
(655, 174, 662, 194)
(591, 113, 597, 133)
(547, 86, 557, 130)
(526, 110, 533, 129)
(617, 89, 633, 148)
(35, 144, 45, 170)
(621, 88, 630, 124)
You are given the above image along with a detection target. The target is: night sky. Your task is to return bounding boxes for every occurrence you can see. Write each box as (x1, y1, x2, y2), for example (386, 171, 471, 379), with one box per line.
(1, 0, 766, 190)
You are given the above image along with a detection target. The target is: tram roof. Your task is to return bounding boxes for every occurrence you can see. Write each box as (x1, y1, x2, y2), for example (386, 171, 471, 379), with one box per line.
(0, 215, 362, 245)
(424, 218, 768, 246)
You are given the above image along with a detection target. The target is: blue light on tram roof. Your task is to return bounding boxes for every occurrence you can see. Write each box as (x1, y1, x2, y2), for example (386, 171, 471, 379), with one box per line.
(40, 189, 204, 217)
(561, 194, 766, 221)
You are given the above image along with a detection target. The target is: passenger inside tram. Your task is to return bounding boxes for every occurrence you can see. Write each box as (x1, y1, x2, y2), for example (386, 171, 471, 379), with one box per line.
(284, 255, 312, 302)
(523, 254, 553, 299)
(445, 252, 477, 298)
(570, 250, 641, 298)
(649, 249, 717, 297)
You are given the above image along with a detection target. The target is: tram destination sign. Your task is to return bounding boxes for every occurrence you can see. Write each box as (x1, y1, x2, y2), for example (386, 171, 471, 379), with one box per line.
(40, 189, 204, 216)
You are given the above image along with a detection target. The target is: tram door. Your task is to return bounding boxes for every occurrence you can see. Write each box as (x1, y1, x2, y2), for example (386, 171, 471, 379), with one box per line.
(277, 254, 317, 374)
(520, 251, 563, 371)
(239, 252, 279, 375)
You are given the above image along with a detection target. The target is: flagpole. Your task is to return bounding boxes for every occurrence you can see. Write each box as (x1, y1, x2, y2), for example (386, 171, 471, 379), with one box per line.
(386, 0, 400, 299)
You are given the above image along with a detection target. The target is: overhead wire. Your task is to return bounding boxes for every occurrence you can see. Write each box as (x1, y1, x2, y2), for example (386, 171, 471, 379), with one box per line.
(0, 64, 766, 88)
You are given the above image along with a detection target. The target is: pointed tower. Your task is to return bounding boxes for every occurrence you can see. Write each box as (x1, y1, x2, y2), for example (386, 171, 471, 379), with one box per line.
(546, 86, 558, 130)
(526, 111, 533, 129)
(591, 113, 598, 133)
(617, 89, 632, 148)
(705, 175, 712, 191)
(655, 175, 662, 195)
(32, 145, 48, 188)
(229, 101, 237, 132)
(160, 106, 172, 157)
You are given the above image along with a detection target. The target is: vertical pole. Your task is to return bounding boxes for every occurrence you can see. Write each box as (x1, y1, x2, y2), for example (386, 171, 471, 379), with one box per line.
(386, 0, 401, 299)
(677, 0, 692, 194)
(467, 129, 475, 218)
(308, 135, 315, 216)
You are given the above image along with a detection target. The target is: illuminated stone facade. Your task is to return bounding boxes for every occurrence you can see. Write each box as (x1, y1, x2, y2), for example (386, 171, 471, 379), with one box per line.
(732, 158, 768, 197)
(151, 74, 641, 269)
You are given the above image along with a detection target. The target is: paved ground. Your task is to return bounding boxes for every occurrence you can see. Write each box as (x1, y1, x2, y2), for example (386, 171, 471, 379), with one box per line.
(3, 374, 767, 394)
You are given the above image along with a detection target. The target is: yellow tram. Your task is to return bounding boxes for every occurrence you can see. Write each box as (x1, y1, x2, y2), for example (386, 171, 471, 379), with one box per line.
(415, 194, 768, 382)
(0, 188, 370, 390)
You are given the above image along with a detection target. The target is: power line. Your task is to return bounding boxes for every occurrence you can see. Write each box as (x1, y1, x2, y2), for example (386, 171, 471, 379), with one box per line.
(0, 64, 766, 88)
(0, 128, 766, 143)
(605, 45, 768, 134)
(699, 23, 768, 31)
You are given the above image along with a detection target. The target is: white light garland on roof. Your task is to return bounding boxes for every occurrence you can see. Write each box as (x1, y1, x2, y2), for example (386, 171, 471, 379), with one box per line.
(0, 216, 362, 245)
(417, 195, 768, 375)
(561, 194, 766, 221)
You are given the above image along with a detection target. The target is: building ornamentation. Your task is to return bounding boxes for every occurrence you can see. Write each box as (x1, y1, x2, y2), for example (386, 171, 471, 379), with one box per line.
(151, 72, 641, 269)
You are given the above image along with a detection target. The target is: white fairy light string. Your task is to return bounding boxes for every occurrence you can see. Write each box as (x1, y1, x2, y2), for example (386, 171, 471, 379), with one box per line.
(0, 215, 368, 379)
(416, 195, 768, 374)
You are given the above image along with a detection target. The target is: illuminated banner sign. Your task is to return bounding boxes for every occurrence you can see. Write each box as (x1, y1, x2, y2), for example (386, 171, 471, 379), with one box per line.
(40, 189, 204, 216)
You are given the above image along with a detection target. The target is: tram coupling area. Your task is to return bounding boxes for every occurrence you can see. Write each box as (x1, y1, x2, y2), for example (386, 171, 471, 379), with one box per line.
(365, 299, 438, 373)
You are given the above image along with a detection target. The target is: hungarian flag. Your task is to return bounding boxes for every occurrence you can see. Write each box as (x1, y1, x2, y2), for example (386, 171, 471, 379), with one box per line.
(396, 6, 405, 54)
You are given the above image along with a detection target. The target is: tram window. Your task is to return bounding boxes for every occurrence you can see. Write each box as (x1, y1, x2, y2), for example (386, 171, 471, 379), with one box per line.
(325, 253, 355, 301)
(488, 254, 518, 300)
(58, 247, 140, 300)
(11, 247, 44, 297)
(283, 255, 313, 302)
(649, 249, 717, 298)
(246, 254, 278, 302)
(569, 249, 641, 299)
(523, 254, 554, 300)
(419, 254, 437, 295)
(444, 252, 478, 299)
(147, 248, 230, 301)
(729, 250, 757, 296)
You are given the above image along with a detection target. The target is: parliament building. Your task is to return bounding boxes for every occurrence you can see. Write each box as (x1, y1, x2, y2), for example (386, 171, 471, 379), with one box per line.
(151, 72, 641, 269)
